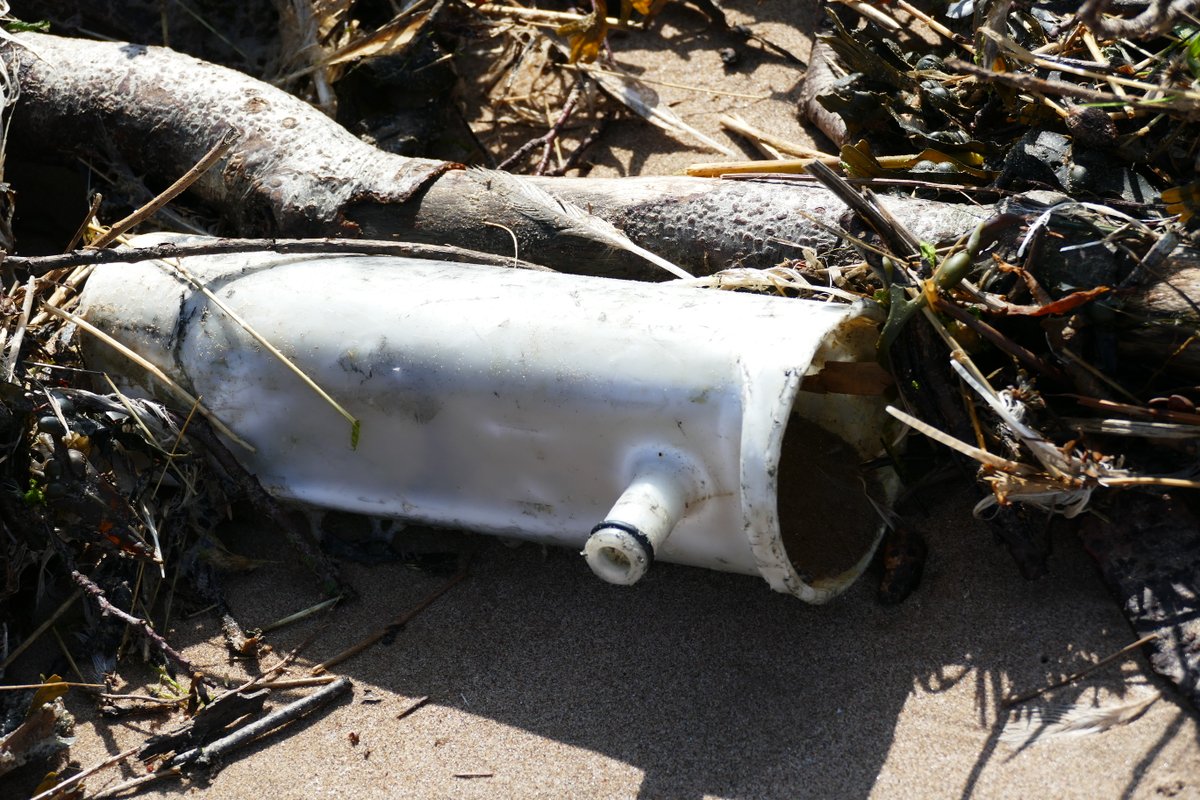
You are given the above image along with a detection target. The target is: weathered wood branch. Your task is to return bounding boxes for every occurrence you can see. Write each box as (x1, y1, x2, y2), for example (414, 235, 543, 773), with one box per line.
(5, 34, 453, 236)
(2, 32, 985, 277)
(2, 32, 1198, 380)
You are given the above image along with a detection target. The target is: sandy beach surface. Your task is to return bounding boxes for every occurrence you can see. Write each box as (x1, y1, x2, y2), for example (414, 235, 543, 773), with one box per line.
(51, 483, 1198, 800)
(12, 2, 1200, 798)
(44, 479, 1196, 799)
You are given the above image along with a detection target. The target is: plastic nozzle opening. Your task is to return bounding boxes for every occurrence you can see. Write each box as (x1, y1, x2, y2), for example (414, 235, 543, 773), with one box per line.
(584, 527, 651, 585)
(583, 452, 698, 586)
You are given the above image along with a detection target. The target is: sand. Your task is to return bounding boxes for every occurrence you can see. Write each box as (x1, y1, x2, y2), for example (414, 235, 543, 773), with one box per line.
(55, 482, 1200, 799)
(16, 2, 1200, 798)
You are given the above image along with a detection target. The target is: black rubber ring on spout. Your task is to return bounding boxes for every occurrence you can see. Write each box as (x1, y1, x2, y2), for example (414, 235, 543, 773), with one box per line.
(589, 520, 656, 565)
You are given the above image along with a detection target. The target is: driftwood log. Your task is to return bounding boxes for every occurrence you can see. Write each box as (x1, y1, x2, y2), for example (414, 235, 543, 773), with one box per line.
(3, 32, 1198, 382)
(3, 32, 982, 275)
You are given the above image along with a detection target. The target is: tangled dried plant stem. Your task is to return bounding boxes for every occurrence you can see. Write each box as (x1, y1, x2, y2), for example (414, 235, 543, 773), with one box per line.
(497, 77, 587, 175)
(548, 114, 611, 176)
(70, 570, 201, 677)
(1078, 0, 1199, 38)
(5, 237, 550, 277)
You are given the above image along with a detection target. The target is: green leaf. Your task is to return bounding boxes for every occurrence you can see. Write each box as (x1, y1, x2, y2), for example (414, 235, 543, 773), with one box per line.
(919, 241, 938, 272)
(4, 20, 51, 33)
(23, 479, 44, 506)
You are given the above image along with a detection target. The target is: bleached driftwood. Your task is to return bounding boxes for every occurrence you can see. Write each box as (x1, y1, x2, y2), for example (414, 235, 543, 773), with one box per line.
(1, 32, 1198, 380)
(1, 33, 985, 277)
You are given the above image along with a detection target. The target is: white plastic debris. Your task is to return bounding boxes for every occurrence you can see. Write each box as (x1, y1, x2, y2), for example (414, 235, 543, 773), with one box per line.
(78, 235, 896, 603)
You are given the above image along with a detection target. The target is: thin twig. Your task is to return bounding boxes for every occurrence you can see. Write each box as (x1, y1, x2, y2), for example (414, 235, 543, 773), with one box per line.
(474, 3, 626, 27)
(894, 0, 973, 51)
(832, 0, 902, 30)
(947, 58, 1200, 115)
(1004, 632, 1160, 706)
(90, 767, 183, 799)
(71, 570, 201, 676)
(498, 78, 585, 174)
(311, 568, 468, 675)
(27, 744, 141, 800)
(40, 301, 255, 452)
(87, 128, 240, 250)
(1071, 395, 1200, 426)
(718, 114, 837, 160)
(396, 695, 430, 720)
(255, 676, 340, 690)
(0, 680, 105, 691)
(0, 590, 81, 671)
(261, 596, 342, 633)
(65, 192, 103, 252)
(5, 237, 550, 277)
(549, 116, 611, 176)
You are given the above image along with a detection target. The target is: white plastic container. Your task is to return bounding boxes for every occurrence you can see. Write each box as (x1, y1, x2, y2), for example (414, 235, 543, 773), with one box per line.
(78, 237, 895, 602)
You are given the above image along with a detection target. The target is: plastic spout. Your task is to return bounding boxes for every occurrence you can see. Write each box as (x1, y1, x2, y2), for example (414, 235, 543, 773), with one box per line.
(584, 461, 692, 586)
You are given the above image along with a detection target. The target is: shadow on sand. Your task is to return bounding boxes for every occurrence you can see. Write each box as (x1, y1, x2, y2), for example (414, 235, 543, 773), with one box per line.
(184, 481, 1199, 799)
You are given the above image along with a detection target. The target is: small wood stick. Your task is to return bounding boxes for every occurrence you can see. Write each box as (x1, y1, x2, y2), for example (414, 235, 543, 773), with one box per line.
(90, 767, 182, 799)
(167, 677, 352, 767)
(254, 676, 340, 690)
(833, 0, 902, 30)
(718, 114, 838, 160)
(65, 192, 103, 252)
(894, 0, 973, 51)
(1004, 632, 1160, 706)
(71, 570, 201, 676)
(396, 695, 430, 720)
(0, 589, 80, 671)
(27, 744, 141, 800)
(311, 569, 468, 675)
(87, 127, 240, 250)
(6, 237, 550, 277)
(260, 596, 342, 633)
(0, 681, 106, 691)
